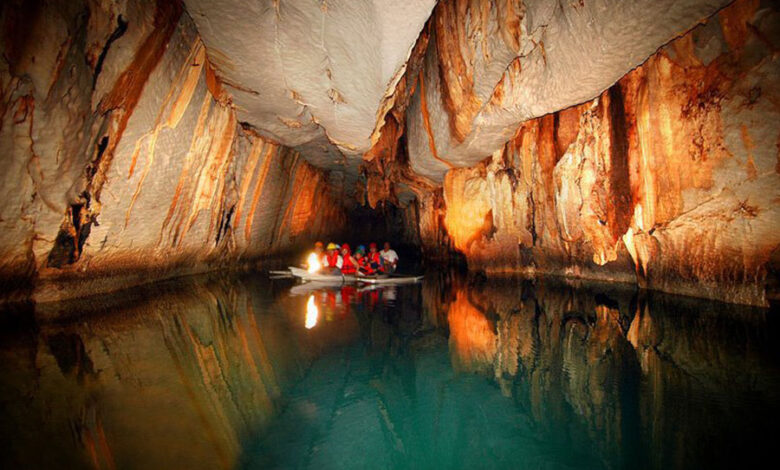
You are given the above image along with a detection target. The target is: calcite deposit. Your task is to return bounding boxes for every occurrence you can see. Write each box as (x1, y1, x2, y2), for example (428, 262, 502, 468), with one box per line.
(0, 0, 347, 301)
(404, 0, 780, 306)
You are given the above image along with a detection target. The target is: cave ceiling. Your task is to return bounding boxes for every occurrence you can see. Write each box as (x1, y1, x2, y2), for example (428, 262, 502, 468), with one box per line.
(184, 0, 730, 187)
(184, 0, 437, 184)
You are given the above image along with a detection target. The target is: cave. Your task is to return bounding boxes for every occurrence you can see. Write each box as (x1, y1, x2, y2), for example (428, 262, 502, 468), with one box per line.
(0, 0, 778, 468)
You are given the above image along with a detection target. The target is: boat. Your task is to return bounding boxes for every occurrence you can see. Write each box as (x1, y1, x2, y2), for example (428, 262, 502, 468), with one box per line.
(288, 267, 423, 285)
(288, 267, 357, 283)
(357, 274, 424, 284)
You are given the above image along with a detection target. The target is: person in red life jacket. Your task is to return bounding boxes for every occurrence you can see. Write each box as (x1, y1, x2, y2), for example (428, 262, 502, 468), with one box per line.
(354, 245, 373, 275)
(367, 242, 384, 273)
(322, 242, 343, 273)
(340, 244, 357, 275)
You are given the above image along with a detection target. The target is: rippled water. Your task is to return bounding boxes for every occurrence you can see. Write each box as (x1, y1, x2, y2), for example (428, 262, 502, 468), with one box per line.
(0, 271, 778, 469)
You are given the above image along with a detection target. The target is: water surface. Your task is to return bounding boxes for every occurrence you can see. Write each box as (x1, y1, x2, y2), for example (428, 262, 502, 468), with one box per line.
(1, 271, 778, 469)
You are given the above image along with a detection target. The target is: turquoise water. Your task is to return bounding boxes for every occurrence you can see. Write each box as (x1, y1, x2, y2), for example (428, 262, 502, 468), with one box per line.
(0, 272, 777, 469)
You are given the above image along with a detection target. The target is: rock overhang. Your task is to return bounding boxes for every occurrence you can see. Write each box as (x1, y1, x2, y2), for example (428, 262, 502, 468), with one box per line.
(183, 0, 732, 191)
(183, 0, 437, 188)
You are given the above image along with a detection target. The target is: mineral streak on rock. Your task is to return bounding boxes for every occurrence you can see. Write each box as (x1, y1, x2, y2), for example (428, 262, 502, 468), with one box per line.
(0, 0, 348, 301)
(406, 0, 734, 181)
(406, 0, 780, 306)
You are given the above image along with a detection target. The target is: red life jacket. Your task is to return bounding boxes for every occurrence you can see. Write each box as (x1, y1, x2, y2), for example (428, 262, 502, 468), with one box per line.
(358, 256, 373, 275)
(369, 252, 384, 272)
(326, 251, 341, 269)
(342, 252, 356, 274)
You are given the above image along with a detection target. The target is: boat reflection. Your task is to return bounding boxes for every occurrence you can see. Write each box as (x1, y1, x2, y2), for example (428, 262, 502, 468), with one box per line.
(290, 281, 400, 328)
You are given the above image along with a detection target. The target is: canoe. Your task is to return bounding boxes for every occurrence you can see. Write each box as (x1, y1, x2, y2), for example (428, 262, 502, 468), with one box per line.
(357, 274, 424, 285)
(289, 267, 356, 283)
(288, 267, 423, 284)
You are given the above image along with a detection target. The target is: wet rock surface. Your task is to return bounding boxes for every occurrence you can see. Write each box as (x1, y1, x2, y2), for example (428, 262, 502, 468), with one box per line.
(0, 1, 347, 301)
(405, 0, 780, 305)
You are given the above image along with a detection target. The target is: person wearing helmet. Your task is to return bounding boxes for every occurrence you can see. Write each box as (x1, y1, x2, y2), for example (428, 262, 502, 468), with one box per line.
(340, 243, 357, 275)
(368, 242, 384, 273)
(322, 242, 343, 273)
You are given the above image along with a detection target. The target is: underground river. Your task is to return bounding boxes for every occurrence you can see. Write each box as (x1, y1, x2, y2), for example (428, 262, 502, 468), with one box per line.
(0, 270, 778, 469)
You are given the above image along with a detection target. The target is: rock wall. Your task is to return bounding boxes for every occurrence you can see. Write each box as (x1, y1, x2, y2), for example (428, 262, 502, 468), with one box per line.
(0, 0, 347, 302)
(410, 0, 780, 306)
(405, 0, 732, 181)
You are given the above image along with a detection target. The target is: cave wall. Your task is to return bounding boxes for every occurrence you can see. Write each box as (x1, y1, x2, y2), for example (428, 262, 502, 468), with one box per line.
(411, 0, 780, 306)
(0, 0, 346, 302)
(405, 0, 733, 180)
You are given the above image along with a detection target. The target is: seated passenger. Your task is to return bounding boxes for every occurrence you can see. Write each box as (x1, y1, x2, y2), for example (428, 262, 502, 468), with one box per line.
(354, 245, 373, 275)
(314, 241, 326, 263)
(367, 243, 384, 273)
(380, 242, 399, 273)
(307, 241, 326, 272)
(322, 242, 343, 273)
(340, 244, 357, 275)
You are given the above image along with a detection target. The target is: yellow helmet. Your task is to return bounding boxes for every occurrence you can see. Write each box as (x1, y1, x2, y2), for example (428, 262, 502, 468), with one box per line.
(326, 242, 339, 250)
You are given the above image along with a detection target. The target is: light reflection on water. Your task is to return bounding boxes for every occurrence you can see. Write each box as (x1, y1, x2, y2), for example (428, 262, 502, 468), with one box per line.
(0, 271, 778, 469)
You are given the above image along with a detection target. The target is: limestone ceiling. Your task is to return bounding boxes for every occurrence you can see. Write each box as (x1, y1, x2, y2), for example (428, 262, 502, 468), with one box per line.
(405, 0, 732, 181)
(184, 0, 730, 185)
(183, 0, 437, 177)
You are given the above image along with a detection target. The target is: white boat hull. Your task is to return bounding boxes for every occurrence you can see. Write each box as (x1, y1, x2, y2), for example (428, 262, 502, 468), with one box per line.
(288, 267, 423, 285)
(288, 267, 356, 283)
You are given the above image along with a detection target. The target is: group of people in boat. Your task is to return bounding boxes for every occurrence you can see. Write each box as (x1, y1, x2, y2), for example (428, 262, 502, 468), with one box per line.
(311, 241, 399, 275)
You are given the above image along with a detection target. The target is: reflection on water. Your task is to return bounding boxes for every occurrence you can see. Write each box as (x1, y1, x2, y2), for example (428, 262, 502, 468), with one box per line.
(0, 272, 778, 469)
(305, 295, 319, 329)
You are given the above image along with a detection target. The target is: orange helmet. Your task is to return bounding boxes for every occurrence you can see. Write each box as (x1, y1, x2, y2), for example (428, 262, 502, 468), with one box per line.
(315, 241, 324, 248)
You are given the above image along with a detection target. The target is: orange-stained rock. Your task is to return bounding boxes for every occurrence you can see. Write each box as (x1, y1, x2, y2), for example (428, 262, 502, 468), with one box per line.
(409, 0, 780, 305)
(0, 0, 348, 302)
